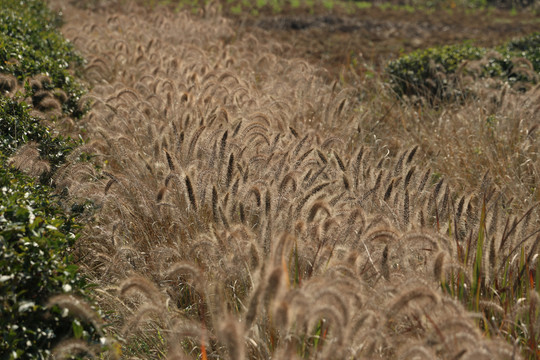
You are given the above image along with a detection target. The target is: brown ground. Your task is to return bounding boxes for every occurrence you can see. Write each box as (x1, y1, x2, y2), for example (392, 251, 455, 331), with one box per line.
(232, 7, 540, 76)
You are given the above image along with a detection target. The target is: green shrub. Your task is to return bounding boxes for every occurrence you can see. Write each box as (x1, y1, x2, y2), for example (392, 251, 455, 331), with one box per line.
(386, 32, 540, 100)
(503, 31, 540, 72)
(0, 2, 104, 358)
(0, 96, 79, 172)
(386, 42, 487, 99)
(0, 162, 101, 359)
(0, 89, 97, 360)
(0, 0, 86, 117)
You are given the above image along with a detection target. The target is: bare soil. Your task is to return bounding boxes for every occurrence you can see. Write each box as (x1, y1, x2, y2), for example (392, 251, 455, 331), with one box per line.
(233, 8, 540, 76)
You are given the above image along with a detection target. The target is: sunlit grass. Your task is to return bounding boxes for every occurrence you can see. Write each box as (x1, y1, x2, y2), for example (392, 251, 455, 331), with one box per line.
(48, 0, 540, 359)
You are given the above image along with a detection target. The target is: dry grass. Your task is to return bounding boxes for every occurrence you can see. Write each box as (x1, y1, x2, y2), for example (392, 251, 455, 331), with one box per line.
(47, 0, 540, 358)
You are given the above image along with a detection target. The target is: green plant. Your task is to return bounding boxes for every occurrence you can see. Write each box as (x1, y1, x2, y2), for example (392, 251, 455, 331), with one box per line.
(0, 2, 107, 358)
(386, 32, 540, 100)
(440, 201, 540, 357)
(0, 0, 86, 117)
(0, 161, 102, 359)
(355, 2, 373, 9)
(386, 42, 487, 99)
(0, 96, 79, 173)
(503, 31, 540, 72)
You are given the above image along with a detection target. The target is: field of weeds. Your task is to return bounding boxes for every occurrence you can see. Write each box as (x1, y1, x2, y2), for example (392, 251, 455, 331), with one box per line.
(2, 0, 540, 358)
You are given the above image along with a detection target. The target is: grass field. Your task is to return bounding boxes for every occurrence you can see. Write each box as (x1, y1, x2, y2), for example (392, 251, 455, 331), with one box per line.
(2, 0, 540, 358)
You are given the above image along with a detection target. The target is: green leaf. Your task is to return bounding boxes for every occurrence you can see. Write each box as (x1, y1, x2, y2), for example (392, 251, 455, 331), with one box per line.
(72, 320, 83, 339)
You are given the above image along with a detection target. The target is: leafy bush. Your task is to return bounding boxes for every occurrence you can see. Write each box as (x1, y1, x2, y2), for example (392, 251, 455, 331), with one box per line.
(0, 2, 105, 358)
(386, 42, 487, 99)
(0, 0, 86, 117)
(0, 87, 97, 360)
(386, 32, 540, 100)
(0, 96, 99, 357)
(504, 31, 540, 72)
(0, 162, 101, 359)
(0, 96, 79, 173)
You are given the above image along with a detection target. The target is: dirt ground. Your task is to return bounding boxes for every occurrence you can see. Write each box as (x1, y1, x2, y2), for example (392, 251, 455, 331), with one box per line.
(232, 7, 540, 76)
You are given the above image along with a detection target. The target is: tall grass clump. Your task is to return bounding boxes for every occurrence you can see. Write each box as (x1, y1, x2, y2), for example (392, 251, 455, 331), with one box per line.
(51, 1, 540, 359)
